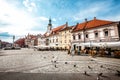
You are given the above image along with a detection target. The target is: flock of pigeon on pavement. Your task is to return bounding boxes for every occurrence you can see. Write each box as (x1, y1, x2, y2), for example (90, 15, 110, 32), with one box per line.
(49, 55, 120, 80)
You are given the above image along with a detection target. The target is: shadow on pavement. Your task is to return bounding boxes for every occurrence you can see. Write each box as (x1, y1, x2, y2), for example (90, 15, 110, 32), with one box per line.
(0, 72, 120, 80)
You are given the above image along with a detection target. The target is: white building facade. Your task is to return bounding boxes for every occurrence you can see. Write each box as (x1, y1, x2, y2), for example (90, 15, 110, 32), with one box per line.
(71, 17, 120, 50)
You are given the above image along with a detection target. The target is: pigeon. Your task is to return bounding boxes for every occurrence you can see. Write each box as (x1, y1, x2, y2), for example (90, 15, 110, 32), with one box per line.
(98, 73, 103, 76)
(53, 60, 56, 63)
(107, 68, 111, 70)
(74, 64, 76, 67)
(84, 71, 90, 76)
(116, 70, 120, 76)
(116, 70, 120, 73)
(84, 71, 87, 75)
(91, 59, 94, 61)
(51, 60, 55, 63)
(100, 65, 103, 68)
(65, 62, 67, 64)
(55, 65, 57, 68)
(88, 66, 92, 69)
(97, 76, 101, 80)
(51, 56, 57, 63)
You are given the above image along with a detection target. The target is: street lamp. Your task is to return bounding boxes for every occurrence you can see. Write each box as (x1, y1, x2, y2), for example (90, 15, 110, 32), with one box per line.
(13, 35, 15, 47)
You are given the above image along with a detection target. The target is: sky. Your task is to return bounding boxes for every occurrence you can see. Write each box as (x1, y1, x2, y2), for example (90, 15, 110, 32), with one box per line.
(0, 0, 120, 42)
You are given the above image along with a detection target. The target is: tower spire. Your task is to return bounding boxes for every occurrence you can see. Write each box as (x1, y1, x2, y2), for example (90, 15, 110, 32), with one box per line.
(47, 17, 52, 33)
(48, 17, 52, 26)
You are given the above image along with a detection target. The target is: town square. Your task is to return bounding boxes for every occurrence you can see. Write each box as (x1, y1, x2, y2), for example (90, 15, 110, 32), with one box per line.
(0, 48, 120, 80)
(0, 0, 120, 80)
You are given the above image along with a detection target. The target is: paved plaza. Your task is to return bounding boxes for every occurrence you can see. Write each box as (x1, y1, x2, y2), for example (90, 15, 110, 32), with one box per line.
(0, 48, 120, 80)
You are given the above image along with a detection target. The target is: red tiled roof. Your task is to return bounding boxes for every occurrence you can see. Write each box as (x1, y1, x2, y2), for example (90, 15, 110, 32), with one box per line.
(43, 32, 47, 36)
(52, 24, 65, 33)
(43, 24, 65, 37)
(72, 18, 114, 32)
(60, 26, 73, 32)
(25, 34, 37, 40)
(15, 38, 25, 43)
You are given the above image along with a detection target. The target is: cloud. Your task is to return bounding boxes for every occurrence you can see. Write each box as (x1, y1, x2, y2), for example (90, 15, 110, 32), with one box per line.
(1, 0, 120, 42)
(101, 14, 120, 21)
(23, 0, 36, 12)
(0, 32, 12, 37)
(73, 7, 100, 21)
(53, 18, 56, 22)
(0, 32, 13, 42)
(38, 16, 49, 21)
(0, 0, 43, 42)
(73, 1, 112, 21)
(31, 17, 57, 31)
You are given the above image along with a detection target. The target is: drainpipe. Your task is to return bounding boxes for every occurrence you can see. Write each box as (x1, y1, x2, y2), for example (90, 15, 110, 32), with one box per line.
(83, 18, 88, 43)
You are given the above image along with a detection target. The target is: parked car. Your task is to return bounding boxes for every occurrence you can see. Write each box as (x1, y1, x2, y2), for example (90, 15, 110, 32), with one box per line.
(4, 47, 21, 50)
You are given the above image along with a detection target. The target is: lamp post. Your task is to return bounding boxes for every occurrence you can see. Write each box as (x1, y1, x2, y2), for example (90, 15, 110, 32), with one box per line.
(13, 35, 15, 47)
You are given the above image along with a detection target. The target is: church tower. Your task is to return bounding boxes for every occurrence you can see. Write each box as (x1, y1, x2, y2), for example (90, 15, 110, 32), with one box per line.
(47, 18, 52, 33)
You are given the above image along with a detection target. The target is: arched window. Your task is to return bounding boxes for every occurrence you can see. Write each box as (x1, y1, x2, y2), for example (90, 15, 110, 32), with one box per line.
(85, 34, 88, 38)
(73, 35, 76, 40)
(78, 34, 81, 39)
(94, 30, 99, 38)
(103, 28, 109, 37)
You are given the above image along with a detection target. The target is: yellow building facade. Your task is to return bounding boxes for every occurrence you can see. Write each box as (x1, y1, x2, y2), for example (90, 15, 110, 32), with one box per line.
(59, 26, 73, 49)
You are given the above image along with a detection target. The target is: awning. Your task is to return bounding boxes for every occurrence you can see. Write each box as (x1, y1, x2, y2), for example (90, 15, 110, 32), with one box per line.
(76, 42, 120, 48)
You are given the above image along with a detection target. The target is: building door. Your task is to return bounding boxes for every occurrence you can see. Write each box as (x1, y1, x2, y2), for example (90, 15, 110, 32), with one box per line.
(79, 46, 81, 51)
(73, 44, 76, 50)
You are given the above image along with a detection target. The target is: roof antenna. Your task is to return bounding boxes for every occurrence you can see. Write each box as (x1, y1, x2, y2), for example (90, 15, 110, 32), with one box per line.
(94, 17, 96, 20)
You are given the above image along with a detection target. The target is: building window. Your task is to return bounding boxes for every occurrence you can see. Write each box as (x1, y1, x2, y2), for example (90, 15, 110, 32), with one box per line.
(95, 32, 98, 38)
(85, 34, 88, 38)
(73, 35, 76, 40)
(104, 31, 108, 37)
(56, 39, 58, 42)
(78, 34, 81, 39)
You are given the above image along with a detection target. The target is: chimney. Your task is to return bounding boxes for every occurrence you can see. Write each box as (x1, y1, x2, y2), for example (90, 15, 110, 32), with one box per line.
(66, 22, 68, 27)
(77, 22, 79, 25)
(85, 18, 87, 22)
(94, 17, 96, 20)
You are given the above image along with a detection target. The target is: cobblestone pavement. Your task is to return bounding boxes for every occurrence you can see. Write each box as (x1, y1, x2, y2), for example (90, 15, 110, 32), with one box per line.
(0, 48, 120, 80)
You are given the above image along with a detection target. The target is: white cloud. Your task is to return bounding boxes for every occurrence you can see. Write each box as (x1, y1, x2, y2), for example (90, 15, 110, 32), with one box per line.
(53, 18, 56, 22)
(100, 15, 120, 22)
(73, 7, 101, 21)
(58, 17, 62, 20)
(0, 0, 43, 42)
(73, 1, 111, 21)
(23, 0, 36, 12)
(38, 16, 49, 21)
